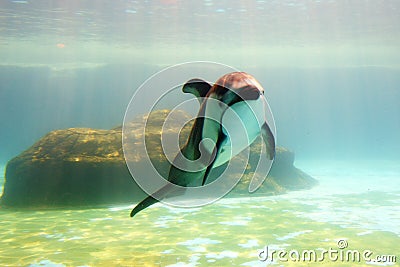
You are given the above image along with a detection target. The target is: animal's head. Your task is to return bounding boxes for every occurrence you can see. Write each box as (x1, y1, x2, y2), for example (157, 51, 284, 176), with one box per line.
(211, 72, 264, 106)
(182, 72, 265, 106)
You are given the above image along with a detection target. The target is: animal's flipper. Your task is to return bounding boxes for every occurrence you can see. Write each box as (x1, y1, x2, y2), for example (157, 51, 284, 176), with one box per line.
(261, 122, 275, 160)
(248, 123, 275, 193)
(182, 78, 211, 103)
(130, 183, 176, 217)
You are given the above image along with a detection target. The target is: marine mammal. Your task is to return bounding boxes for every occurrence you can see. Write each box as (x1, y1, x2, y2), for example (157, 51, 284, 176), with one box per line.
(130, 72, 275, 217)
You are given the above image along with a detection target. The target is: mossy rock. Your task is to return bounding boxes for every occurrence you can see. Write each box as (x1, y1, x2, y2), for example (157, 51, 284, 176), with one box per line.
(0, 109, 317, 207)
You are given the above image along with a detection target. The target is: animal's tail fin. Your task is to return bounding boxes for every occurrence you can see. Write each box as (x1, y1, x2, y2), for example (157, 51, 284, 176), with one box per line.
(130, 194, 158, 217)
(130, 183, 180, 217)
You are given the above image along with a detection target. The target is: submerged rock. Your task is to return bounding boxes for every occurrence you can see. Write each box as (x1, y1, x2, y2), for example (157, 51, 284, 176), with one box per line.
(0, 110, 317, 207)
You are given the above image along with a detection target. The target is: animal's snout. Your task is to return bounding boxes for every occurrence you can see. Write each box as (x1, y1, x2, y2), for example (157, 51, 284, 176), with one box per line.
(237, 85, 262, 101)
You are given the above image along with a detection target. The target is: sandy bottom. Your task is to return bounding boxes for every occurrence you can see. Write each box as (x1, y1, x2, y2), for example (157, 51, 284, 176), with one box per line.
(0, 160, 399, 266)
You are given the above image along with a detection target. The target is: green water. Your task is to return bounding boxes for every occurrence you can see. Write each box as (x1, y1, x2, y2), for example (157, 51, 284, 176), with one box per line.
(0, 161, 399, 266)
(1, 1, 399, 266)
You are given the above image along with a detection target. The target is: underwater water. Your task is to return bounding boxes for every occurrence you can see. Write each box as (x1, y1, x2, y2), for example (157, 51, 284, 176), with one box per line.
(1, 0, 400, 266)
(0, 161, 399, 266)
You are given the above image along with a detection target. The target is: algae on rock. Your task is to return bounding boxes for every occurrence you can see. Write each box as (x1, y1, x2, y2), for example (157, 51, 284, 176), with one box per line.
(1, 109, 317, 207)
